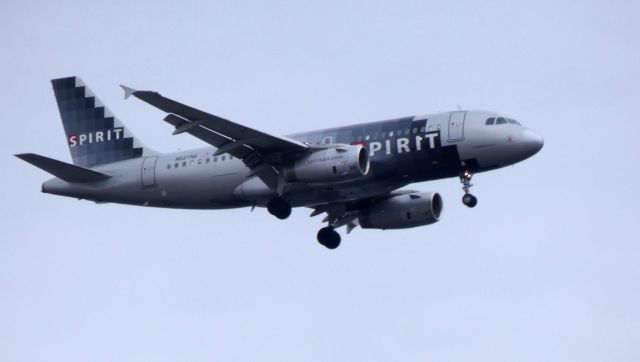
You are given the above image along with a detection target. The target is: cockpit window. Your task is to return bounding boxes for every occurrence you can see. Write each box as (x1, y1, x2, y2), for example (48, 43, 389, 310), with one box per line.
(486, 116, 522, 126)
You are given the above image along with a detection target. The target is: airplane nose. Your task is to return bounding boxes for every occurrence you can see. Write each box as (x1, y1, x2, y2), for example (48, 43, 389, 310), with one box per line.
(521, 129, 544, 156)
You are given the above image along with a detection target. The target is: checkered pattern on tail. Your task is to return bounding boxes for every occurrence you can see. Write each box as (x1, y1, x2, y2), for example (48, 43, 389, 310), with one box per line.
(51, 76, 154, 168)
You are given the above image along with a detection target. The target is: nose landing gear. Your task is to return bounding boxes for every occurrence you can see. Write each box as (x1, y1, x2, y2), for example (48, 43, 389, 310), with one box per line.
(460, 171, 478, 208)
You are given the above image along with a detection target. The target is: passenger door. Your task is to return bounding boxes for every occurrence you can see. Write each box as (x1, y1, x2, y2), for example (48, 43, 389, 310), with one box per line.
(448, 111, 466, 141)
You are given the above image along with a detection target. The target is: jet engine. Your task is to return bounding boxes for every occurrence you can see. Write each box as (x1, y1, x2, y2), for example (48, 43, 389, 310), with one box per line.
(358, 192, 443, 229)
(283, 145, 370, 183)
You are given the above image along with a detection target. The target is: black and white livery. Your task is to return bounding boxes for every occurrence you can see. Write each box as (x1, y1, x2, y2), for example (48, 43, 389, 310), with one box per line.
(17, 77, 544, 249)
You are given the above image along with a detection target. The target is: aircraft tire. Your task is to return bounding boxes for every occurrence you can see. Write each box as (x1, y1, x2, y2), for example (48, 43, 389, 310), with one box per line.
(462, 194, 478, 208)
(317, 227, 341, 249)
(267, 197, 292, 219)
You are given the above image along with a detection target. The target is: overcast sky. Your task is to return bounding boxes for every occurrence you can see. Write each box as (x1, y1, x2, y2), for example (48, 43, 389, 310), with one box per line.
(1, 1, 639, 361)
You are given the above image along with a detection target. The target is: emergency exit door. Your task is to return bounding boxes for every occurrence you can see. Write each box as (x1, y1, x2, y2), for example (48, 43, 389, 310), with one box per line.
(448, 111, 466, 141)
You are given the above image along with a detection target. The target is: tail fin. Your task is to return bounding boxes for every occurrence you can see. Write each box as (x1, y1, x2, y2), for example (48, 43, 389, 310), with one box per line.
(51, 76, 156, 168)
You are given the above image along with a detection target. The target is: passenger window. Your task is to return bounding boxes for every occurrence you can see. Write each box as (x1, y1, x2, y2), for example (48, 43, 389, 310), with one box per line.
(485, 117, 495, 125)
(198, 159, 202, 165)
(221, 155, 226, 161)
(214, 156, 218, 162)
(496, 117, 507, 125)
(412, 128, 418, 134)
(174, 162, 179, 168)
(190, 160, 195, 166)
(322, 136, 332, 145)
(182, 161, 186, 167)
(420, 126, 425, 132)
(167, 164, 171, 169)
(389, 131, 394, 137)
(365, 135, 370, 140)
(206, 158, 210, 163)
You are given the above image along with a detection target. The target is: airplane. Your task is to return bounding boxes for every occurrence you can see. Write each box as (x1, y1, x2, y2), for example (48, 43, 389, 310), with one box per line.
(16, 76, 543, 249)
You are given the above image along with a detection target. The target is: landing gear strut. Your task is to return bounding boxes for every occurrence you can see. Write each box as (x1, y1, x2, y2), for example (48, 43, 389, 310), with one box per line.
(267, 197, 292, 219)
(460, 170, 478, 208)
(317, 226, 341, 249)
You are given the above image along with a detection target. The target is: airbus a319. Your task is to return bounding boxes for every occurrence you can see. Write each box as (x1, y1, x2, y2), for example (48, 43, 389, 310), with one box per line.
(17, 77, 543, 249)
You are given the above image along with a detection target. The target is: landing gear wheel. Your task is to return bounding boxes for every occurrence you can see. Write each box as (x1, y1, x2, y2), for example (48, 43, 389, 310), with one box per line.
(462, 193, 478, 208)
(459, 170, 478, 208)
(317, 227, 341, 249)
(267, 197, 292, 219)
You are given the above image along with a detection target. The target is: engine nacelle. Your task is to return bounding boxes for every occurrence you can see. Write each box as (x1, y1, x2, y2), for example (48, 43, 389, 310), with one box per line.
(358, 192, 443, 230)
(283, 145, 370, 183)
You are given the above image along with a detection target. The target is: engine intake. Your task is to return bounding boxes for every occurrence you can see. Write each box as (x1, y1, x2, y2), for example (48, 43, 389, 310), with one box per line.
(283, 145, 370, 183)
(359, 192, 443, 230)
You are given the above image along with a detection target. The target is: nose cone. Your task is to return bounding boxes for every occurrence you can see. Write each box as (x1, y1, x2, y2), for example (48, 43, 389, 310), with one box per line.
(521, 128, 544, 157)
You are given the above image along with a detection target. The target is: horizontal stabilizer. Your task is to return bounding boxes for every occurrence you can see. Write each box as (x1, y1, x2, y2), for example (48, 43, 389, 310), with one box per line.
(15, 153, 112, 183)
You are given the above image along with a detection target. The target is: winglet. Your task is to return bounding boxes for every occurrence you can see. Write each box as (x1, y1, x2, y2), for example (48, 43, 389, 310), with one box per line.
(120, 85, 136, 100)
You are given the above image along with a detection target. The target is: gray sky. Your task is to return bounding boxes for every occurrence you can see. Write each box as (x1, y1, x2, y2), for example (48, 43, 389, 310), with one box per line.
(1, 0, 639, 361)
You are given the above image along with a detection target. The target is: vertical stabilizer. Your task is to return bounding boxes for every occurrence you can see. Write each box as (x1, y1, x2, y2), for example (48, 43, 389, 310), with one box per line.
(51, 76, 156, 168)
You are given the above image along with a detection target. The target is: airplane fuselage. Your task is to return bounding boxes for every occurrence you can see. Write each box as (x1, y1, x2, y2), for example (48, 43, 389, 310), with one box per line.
(42, 110, 543, 209)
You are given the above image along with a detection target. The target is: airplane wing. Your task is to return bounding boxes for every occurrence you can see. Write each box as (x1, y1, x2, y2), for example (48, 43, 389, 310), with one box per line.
(121, 85, 309, 189)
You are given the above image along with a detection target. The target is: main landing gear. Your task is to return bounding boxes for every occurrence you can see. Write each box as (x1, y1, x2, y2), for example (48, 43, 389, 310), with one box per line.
(460, 170, 478, 208)
(267, 197, 341, 249)
(317, 226, 341, 249)
(267, 197, 292, 219)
